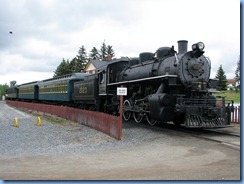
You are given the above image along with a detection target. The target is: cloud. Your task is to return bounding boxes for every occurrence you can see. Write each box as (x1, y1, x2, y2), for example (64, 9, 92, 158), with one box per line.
(0, 0, 240, 85)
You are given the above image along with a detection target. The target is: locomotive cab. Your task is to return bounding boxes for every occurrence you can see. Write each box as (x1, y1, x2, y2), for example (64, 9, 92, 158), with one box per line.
(97, 58, 129, 113)
(98, 58, 129, 96)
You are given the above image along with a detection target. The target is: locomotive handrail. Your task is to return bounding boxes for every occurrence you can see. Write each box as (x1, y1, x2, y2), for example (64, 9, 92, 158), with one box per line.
(107, 74, 178, 86)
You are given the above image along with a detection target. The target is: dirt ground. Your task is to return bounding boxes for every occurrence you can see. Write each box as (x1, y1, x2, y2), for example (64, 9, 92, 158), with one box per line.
(0, 137, 240, 180)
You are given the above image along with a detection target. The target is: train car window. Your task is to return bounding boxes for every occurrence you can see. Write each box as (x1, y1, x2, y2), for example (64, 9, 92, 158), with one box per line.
(99, 71, 105, 84)
(109, 67, 113, 83)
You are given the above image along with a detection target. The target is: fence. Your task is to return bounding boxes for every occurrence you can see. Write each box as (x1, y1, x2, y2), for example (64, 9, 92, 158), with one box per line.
(5, 100, 121, 140)
(231, 106, 240, 123)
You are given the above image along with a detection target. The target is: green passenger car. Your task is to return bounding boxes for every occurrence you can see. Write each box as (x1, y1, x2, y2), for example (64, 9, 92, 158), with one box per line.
(18, 82, 39, 100)
(38, 73, 88, 102)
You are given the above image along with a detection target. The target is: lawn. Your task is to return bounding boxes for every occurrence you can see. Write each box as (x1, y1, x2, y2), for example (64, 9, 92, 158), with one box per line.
(214, 90, 240, 103)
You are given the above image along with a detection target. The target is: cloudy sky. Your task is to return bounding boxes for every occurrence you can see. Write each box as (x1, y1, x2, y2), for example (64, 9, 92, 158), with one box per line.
(0, 0, 240, 85)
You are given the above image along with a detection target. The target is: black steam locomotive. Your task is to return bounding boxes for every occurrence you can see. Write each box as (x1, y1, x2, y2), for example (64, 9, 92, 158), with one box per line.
(6, 40, 234, 128)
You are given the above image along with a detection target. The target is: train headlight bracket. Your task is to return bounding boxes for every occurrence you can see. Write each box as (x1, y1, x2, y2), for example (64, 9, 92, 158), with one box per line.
(192, 42, 205, 51)
(191, 42, 205, 58)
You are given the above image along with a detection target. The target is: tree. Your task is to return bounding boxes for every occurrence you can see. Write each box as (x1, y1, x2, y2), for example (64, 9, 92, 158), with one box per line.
(100, 41, 107, 61)
(0, 83, 9, 98)
(106, 45, 115, 61)
(76, 45, 88, 69)
(53, 42, 116, 76)
(215, 64, 227, 91)
(53, 58, 72, 77)
(99, 42, 115, 61)
(53, 46, 88, 77)
(89, 47, 100, 60)
(69, 57, 81, 73)
(235, 56, 240, 90)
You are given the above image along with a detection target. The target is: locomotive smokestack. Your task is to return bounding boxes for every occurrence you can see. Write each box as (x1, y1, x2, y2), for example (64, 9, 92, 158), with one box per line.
(177, 40, 188, 54)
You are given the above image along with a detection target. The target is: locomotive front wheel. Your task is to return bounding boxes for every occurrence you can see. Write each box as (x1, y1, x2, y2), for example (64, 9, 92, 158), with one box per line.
(123, 100, 132, 121)
(133, 112, 144, 123)
(146, 114, 157, 126)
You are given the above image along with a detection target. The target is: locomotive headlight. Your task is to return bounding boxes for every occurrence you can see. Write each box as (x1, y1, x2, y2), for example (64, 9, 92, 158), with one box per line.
(192, 42, 205, 51)
(198, 42, 205, 50)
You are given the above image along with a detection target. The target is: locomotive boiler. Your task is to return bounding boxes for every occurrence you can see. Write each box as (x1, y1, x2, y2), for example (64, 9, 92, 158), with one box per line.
(106, 40, 234, 127)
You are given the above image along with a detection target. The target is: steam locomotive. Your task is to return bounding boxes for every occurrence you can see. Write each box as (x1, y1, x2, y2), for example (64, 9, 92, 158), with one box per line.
(5, 40, 234, 128)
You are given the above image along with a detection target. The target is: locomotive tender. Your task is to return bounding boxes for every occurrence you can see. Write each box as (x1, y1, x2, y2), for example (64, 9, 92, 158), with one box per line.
(5, 40, 234, 128)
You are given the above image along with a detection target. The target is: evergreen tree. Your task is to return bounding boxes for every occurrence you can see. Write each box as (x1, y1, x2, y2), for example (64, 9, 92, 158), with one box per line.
(106, 45, 115, 61)
(53, 58, 72, 77)
(215, 64, 227, 91)
(53, 42, 116, 76)
(89, 47, 100, 60)
(69, 57, 81, 73)
(99, 42, 115, 61)
(100, 41, 107, 61)
(235, 56, 240, 90)
(76, 45, 88, 70)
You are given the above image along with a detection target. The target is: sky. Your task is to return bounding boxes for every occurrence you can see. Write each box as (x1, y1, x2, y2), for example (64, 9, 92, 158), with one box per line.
(0, 0, 240, 85)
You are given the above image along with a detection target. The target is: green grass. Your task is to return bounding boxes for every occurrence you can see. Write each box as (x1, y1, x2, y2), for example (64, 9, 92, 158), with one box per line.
(32, 114, 68, 125)
(214, 91, 240, 103)
(41, 116, 67, 125)
(11, 107, 69, 125)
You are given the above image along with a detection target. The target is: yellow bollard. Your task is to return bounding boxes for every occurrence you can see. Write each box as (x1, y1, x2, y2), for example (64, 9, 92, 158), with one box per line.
(36, 116, 42, 126)
(14, 117, 19, 127)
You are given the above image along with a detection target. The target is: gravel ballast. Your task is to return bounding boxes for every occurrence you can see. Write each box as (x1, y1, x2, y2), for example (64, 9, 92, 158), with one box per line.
(0, 101, 173, 157)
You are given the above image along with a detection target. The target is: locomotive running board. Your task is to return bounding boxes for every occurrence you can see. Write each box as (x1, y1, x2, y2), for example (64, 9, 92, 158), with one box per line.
(107, 75, 177, 86)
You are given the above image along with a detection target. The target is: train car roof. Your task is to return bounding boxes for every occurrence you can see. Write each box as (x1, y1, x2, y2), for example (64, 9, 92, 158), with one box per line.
(39, 72, 89, 85)
(97, 57, 130, 72)
(18, 81, 39, 87)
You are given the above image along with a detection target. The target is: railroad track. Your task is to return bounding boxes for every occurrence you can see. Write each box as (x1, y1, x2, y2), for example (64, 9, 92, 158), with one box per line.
(180, 127, 240, 150)
(124, 120, 240, 150)
(200, 128, 240, 137)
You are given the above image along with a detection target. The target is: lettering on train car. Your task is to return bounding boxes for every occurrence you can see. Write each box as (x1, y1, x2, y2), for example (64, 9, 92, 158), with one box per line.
(79, 86, 88, 94)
